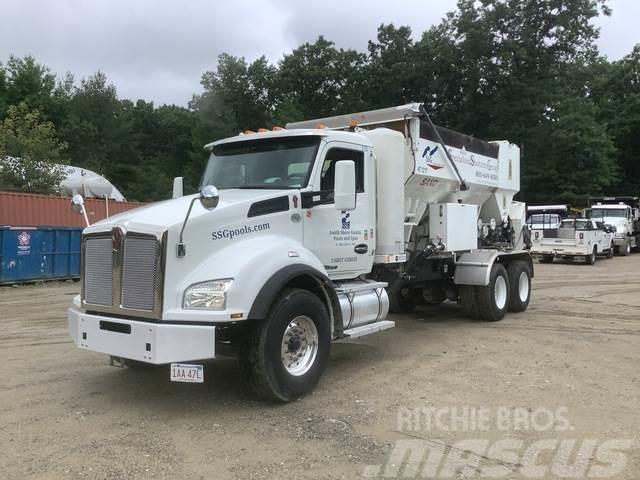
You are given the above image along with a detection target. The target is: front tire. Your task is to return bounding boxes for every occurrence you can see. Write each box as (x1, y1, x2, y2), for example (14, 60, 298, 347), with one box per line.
(539, 255, 554, 264)
(620, 239, 631, 256)
(239, 288, 330, 402)
(506, 261, 531, 312)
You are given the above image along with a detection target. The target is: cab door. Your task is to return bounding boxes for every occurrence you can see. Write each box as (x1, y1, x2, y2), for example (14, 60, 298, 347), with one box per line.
(302, 143, 376, 279)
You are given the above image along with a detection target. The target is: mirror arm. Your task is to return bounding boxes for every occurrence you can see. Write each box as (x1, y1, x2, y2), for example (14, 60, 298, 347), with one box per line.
(80, 204, 90, 227)
(177, 197, 198, 258)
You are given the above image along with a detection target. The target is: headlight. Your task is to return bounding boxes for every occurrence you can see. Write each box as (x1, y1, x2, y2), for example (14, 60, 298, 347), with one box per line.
(183, 279, 233, 310)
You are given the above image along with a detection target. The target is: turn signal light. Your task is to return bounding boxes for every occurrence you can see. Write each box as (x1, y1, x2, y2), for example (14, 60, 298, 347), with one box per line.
(315, 123, 327, 129)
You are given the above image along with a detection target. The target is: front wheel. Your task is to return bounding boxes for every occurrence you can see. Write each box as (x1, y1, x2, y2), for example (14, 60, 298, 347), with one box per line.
(619, 239, 631, 256)
(539, 255, 554, 264)
(239, 288, 330, 402)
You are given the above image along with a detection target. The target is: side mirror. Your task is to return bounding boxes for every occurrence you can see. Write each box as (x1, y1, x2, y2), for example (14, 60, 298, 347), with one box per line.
(199, 184, 219, 210)
(70, 194, 90, 226)
(333, 160, 356, 211)
(71, 194, 84, 213)
(172, 177, 184, 199)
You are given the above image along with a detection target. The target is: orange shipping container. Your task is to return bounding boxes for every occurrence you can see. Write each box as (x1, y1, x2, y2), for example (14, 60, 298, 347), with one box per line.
(0, 191, 147, 227)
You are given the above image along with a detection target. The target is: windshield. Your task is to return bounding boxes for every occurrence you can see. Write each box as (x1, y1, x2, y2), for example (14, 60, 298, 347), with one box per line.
(591, 208, 626, 218)
(202, 136, 321, 189)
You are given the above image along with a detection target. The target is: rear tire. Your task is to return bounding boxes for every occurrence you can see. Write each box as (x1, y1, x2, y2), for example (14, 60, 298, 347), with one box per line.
(459, 285, 480, 319)
(585, 247, 597, 265)
(239, 288, 330, 402)
(506, 261, 531, 312)
(389, 287, 417, 313)
(475, 264, 510, 321)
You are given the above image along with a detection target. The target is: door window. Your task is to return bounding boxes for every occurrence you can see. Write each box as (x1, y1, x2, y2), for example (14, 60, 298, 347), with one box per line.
(319, 148, 365, 196)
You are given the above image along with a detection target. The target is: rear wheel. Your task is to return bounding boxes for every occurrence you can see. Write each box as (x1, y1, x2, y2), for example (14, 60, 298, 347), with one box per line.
(459, 285, 480, 319)
(585, 246, 597, 265)
(506, 261, 531, 312)
(418, 286, 446, 306)
(239, 288, 330, 402)
(389, 287, 417, 313)
(475, 264, 510, 321)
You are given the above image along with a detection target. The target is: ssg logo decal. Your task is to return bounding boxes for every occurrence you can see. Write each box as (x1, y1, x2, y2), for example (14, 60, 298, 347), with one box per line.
(341, 211, 351, 229)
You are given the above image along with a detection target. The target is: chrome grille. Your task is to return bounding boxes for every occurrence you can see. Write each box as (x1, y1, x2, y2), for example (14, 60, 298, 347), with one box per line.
(121, 236, 159, 311)
(84, 237, 113, 306)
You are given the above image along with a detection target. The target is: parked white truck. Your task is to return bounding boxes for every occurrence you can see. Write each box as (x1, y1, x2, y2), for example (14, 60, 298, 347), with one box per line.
(531, 218, 615, 264)
(588, 196, 640, 256)
(68, 103, 533, 401)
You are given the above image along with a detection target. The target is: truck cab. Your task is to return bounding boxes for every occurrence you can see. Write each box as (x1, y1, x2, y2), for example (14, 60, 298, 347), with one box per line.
(588, 197, 640, 256)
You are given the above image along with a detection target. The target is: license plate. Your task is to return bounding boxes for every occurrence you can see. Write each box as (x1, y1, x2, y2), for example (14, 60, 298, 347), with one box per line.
(170, 363, 204, 383)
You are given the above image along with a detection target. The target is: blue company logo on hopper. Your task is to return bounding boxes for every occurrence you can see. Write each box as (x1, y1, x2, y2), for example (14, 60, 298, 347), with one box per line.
(211, 222, 271, 241)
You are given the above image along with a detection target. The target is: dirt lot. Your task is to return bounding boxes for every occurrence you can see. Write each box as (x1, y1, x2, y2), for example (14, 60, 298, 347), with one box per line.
(1, 256, 639, 479)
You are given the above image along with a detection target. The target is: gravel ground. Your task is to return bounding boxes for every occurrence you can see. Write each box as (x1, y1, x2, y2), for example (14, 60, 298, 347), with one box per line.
(1, 255, 638, 479)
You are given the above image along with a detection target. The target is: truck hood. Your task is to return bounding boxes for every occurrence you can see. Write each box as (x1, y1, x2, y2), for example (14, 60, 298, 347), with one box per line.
(603, 218, 628, 232)
(83, 189, 293, 234)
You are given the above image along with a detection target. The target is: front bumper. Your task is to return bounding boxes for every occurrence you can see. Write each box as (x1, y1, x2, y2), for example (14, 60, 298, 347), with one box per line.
(613, 237, 627, 246)
(68, 307, 215, 364)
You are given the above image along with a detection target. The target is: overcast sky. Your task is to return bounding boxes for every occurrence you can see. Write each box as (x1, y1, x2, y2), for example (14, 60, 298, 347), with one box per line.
(1, 0, 638, 106)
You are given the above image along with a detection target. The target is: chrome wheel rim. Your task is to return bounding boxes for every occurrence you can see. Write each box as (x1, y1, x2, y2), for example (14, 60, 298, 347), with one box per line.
(518, 271, 529, 302)
(494, 275, 508, 310)
(281, 315, 318, 376)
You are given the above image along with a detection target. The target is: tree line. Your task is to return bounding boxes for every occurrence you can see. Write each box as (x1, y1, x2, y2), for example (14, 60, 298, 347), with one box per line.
(1, 0, 638, 205)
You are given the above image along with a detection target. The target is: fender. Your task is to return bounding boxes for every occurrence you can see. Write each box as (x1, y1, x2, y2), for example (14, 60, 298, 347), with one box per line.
(454, 250, 534, 286)
(248, 264, 338, 321)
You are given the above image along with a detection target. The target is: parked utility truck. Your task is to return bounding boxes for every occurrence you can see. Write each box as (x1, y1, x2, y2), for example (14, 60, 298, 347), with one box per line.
(531, 218, 615, 264)
(68, 103, 533, 401)
(588, 196, 640, 256)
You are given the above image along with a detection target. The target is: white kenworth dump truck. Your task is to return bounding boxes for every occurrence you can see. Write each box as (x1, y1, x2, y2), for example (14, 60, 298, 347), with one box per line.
(587, 196, 640, 256)
(68, 103, 533, 401)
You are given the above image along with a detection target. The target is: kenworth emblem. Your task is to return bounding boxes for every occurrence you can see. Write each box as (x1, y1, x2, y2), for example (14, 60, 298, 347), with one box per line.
(112, 227, 125, 252)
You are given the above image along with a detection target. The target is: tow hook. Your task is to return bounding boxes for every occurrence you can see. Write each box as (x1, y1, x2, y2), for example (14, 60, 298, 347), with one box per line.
(110, 356, 127, 368)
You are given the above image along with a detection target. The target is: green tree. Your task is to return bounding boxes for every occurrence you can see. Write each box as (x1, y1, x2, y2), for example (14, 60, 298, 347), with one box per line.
(4, 56, 56, 120)
(278, 37, 368, 119)
(0, 104, 67, 194)
(592, 45, 640, 194)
